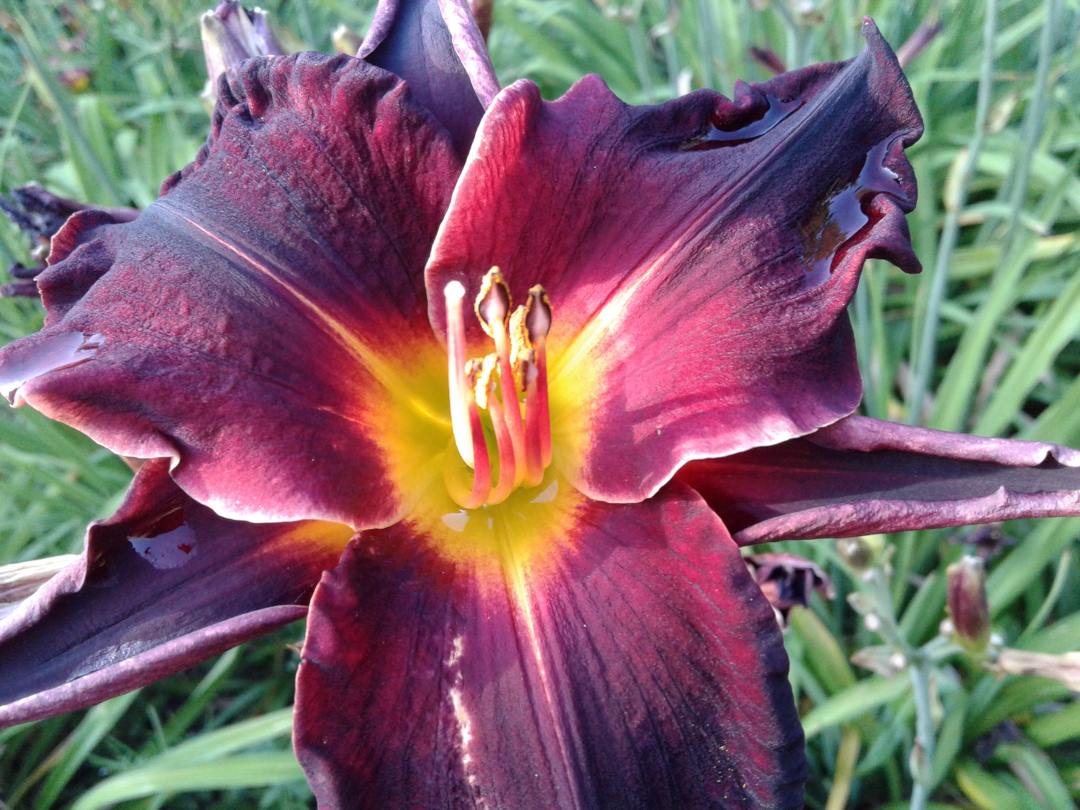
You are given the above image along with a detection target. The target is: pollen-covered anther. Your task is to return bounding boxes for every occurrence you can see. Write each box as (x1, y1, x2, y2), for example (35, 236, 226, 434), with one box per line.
(475, 267, 511, 336)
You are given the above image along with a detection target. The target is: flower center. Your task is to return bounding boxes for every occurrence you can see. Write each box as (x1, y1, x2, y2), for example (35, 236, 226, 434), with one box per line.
(443, 269, 553, 509)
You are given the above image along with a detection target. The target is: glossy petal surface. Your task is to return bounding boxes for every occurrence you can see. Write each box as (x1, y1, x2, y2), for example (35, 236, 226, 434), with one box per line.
(427, 20, 921, 503)
(0, 460, 351, 726)
(0, 53, 460, 527)
(360, 0, 499, 156)
(679, 415, 1080, 544)
(295, 483, 803, 810)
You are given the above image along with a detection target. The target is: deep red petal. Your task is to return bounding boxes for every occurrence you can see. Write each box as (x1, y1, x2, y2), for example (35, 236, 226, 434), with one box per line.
(0, 53, 460, 527)
(427, 20, 921, 503)
(360, 0, 499, 156)
(678, 415, 1080, 545)
(0, 459, 351, 726)
(294, 484, 804, 810)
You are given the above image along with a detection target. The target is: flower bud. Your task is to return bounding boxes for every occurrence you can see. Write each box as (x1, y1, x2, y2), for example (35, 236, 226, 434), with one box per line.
(201, 2, 284, 86)
(946, 556, 990, 652)
(331, 24, 364, 56)
(836, 535, 885, 573)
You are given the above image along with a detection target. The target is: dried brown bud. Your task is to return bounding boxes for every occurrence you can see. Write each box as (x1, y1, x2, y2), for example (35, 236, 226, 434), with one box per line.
(946, 556, 990, 652)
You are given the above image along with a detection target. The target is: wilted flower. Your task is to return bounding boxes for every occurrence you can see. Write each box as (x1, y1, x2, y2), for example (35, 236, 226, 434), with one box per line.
(745, 551, 834, 628)
(0, 185, 138, 297)
(992, 649, 1080, 692)
(3, 1, 1080, 808)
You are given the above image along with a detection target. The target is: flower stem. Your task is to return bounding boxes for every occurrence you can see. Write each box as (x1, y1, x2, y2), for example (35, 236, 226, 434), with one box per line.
(908, 658, 935, 810)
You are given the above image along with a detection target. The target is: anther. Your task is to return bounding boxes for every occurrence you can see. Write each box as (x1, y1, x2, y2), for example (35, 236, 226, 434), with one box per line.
(475, 268, 511, 336)
(444, 281, 474, 468)
(524, 286, 552, 467)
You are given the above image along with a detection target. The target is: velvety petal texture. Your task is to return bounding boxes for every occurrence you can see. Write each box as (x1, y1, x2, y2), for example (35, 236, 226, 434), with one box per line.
(678, 415, 1080, 545)
(295, 483, 804, 810)
(0, 53, 462, 528)
(360, 0, 499, 155)
(0, 460, 351, 726)
(427, 20, 922, 504)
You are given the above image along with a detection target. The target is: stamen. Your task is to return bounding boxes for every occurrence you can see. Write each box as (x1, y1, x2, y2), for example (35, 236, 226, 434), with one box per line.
(475, 269, 526, 486)
(444, 281, 474, 468)
(475, 267, 511, 336)
(479, 355, 517, 505)
(525, 286, 552, 467)
(521, 353, 545, 487)
(445, 360, 491, 510)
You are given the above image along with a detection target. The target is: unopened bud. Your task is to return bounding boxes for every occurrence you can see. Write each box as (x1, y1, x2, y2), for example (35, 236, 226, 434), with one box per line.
(836, 535, 885, 573)
(332, 24, 364, 56)
(201, 2, 284, 85)
(946, 556, 990, 652)
(469, 0, 494, 42)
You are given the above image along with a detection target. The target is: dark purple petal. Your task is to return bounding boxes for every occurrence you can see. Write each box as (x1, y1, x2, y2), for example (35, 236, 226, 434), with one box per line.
(294, 483, 804, 810)
(427, 20, 922, 504)
(0, 459, 351, 727)
(678, 415, 1080, 545)
(360, 0, 499, 156)
(0, 53, 461, 528)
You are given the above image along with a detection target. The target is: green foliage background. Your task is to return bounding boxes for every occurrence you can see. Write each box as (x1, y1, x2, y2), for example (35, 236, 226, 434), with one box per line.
(0, 0, 1078, 807)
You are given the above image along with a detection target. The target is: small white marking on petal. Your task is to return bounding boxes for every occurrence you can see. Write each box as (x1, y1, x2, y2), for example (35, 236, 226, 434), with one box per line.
(441, 511, 470, 532)
(530, 479, 559, 503)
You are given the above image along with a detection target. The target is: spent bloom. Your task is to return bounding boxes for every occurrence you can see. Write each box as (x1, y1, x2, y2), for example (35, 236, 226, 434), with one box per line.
(3, 1, 1080, 808)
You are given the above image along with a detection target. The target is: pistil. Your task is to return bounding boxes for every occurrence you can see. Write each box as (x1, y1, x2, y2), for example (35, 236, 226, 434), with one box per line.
(444, 281, 474, 468)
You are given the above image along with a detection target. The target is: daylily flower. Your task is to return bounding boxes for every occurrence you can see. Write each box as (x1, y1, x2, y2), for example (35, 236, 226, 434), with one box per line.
(3, 2, 1080, 808)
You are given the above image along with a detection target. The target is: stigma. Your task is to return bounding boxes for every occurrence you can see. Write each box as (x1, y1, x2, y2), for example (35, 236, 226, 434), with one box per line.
(443, 270, 552, 509)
